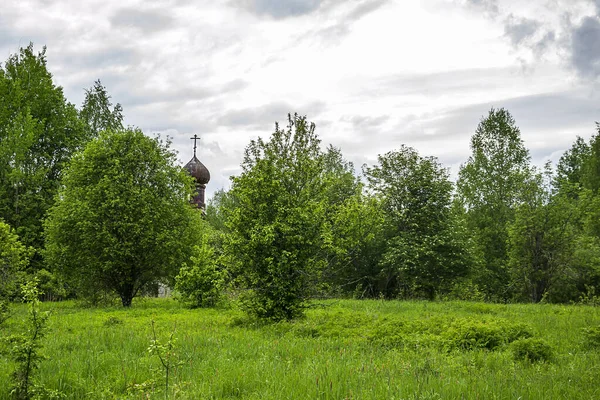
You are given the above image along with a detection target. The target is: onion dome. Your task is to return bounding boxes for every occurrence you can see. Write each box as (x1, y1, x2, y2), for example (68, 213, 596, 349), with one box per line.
(184, 155, 210, 185)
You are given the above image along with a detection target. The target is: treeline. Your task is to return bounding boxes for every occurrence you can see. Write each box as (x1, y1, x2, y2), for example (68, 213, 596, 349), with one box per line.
(1, 44, 599, 320)
(197, 111, 600, 319)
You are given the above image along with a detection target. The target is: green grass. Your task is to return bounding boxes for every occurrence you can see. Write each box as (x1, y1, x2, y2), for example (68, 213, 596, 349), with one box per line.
(1, 298, 599, 399)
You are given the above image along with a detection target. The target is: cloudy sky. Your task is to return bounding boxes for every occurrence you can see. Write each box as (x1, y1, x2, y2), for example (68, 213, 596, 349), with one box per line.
(2, 0, 600, 196)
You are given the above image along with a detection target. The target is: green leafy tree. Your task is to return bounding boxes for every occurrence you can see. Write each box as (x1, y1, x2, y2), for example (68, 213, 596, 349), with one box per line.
(582, 125, 600, 193)
(549, 129, 600, 301)
(80, 79, 124, 138)
(508, 164, 580, 302)
(316, 146, 370, 297)
(205, 189, 234, 233)
(457, 108, 533, 300)
(44, 128, 203, 307)
(0, 44, 87, 267)
(555, 136, 591, 197)
(175, 225, 225, 308)
(365, 146, 470, 299)
(326, 192, 385, 298)
(0, 220, 31, 300)
(0, 220, 31, 327)
(225, 114, 329, 320)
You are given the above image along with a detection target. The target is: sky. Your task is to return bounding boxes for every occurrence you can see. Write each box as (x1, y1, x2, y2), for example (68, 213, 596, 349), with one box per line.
(1, 0, 600, 197)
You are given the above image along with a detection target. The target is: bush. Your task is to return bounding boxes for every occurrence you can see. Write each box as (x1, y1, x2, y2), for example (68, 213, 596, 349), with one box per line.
(582, 325, 600, 349)
(0, 221, 31, 300)
(175, 239, 225, 308)
(34, 269, 67, 301)
(510, 338, 554, 362)
(442, 318, 532, 351)
(440, 279, 486, 302)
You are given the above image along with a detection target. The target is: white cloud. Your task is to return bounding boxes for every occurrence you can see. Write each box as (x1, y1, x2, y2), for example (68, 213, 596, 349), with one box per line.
(1, 0, 598, 198)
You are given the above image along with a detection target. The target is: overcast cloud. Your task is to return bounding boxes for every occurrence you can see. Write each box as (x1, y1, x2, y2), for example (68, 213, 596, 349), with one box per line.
(1, 0, 599, 196)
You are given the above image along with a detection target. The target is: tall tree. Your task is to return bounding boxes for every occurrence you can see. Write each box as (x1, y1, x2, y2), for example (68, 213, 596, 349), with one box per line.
(549, 128, 600, 301)
(555, 135, 591, 196)
(457, 108, 532, 300)
(582, 125, 600, 193)
(326, 190, 385, 298)
(44, 128, 203, 307)
(508, 164, 579, 302)
(365, 146, 470, 299)
(80, 79, 123, 138)
(225, 114, 329, 320)
(0, 44, 86, 267)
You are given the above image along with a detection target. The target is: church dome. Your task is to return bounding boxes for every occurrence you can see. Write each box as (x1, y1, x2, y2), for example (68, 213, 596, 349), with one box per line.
(184, 155, 210, 185)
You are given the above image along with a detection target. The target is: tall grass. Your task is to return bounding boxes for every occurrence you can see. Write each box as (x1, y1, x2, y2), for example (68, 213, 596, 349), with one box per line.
(0, 299, 599, 399)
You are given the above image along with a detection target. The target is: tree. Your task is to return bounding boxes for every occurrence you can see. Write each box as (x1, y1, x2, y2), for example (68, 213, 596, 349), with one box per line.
(555, 135, 591, 196)
(225, 114, 329, 320)
(44, 128, 203, 307)
(549, 129, 600, 302)
(0, 44, 87, 268)
(457, 108, 532, 300)
(508, 164, 580, 302)
(582, 125, 600, 193)
(0, 220, 31, 326)
(0, 220, 31, 297)
(365, 146, 470, 299)
(326, 191, 385, 298)
(174, 225, 225, 308)
(80, 79, 123, 138)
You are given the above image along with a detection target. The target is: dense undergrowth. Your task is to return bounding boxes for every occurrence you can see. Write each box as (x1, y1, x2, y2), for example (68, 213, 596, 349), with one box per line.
(0, 298, 599, 399)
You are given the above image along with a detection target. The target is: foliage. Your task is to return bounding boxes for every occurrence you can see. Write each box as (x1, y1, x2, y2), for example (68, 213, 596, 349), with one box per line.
(365, 146, 471, 299)
(508, 164, 580, 302)
(0, 220, 31, 300)
(441, 278, 486, 302)
(0, 44, 87, 268)
(148, 320, 182, 399)
(6, 280, 50, 399)
(326, 192, 385, 298)
(225, 114, 330, 320)
(510, 338, 554, 362)
(581, 325, 600, 348)
(205, 188, 236, 233)
(555, 135, 591, 196)
(44, 128, 204, 307)
(457, 108, 533, 300)
(33, 269, 67, 302)
(549, 129, 600, 302)
(79, 80, 123, 138)
(582, 125, 600, 193)
(175, 229, 225, 308)
(442, 318, 532, 351)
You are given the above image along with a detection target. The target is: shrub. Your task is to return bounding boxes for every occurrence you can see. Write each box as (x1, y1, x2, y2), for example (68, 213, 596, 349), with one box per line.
(34, 269, 67, 301)
(442, 279, 485, 302)
(442, 318, 532, 351)
(0, 221, 31, 300)
(7, 279, 51, 399)
(582, 325, 600, 349)
(175, 239, 225, 308)
(510, 338, 554, 362)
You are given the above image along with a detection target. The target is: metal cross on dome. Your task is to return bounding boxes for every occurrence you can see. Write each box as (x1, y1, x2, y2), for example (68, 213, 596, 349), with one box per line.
(190, 134, 200, 157)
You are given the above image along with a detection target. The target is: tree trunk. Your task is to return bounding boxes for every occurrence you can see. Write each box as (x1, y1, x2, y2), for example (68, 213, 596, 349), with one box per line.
(121, 295, 133, 307)
(119, 282, 135, 307)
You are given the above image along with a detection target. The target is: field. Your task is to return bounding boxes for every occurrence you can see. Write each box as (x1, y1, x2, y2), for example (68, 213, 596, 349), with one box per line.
(1, 298, 600, 399)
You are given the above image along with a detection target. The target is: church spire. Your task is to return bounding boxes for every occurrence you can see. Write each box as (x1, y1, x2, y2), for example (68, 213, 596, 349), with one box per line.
(183, 134, 210, 211)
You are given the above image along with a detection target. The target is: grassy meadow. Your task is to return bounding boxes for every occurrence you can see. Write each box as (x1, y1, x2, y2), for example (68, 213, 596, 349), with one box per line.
(1, 298, 600, 399)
